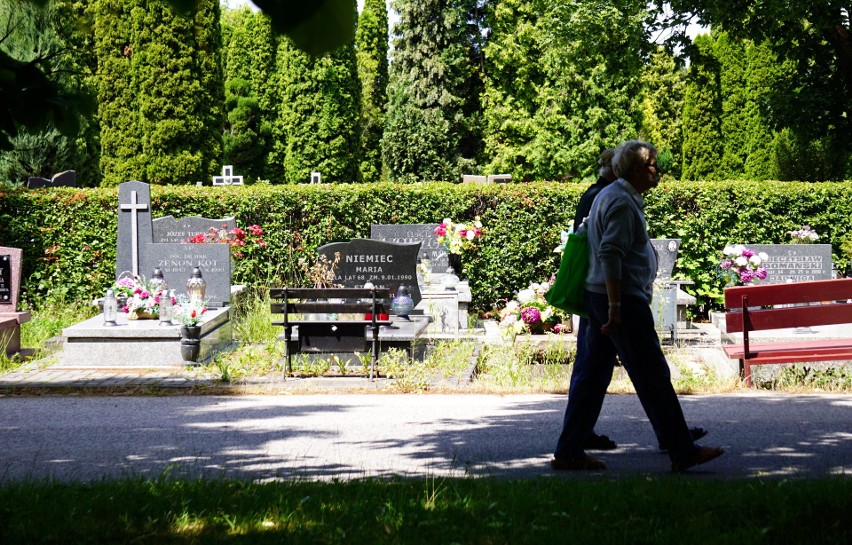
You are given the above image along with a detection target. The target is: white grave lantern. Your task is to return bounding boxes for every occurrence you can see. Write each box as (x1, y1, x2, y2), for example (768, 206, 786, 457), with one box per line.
(212, 165, 244, 186)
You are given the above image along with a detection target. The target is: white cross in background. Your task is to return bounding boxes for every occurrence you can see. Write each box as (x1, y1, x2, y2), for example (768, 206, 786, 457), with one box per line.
(119, 190, 148, 275)
(212, 165, 244, 186)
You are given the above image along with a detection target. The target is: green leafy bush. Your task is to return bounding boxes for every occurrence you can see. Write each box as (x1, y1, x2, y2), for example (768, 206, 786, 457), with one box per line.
(2, 181, 852, 315)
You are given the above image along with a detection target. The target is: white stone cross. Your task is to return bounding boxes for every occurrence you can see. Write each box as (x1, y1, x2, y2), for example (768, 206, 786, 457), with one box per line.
(212, 165, 244, 186)
(119, 190, 148, 275)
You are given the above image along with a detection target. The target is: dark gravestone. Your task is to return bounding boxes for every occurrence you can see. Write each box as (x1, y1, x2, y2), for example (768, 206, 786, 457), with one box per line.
(650, 239, 681, 279)
(117, 181, 153, 277)
(318, 239, 422, 306)
(0, 252, 13, 307)
(747, 244, 833, 284)
(145, 243, 232, 307)
(370, 224, 448, 273)
(152, 215, 236, 244)
(26, 170, 76, 189)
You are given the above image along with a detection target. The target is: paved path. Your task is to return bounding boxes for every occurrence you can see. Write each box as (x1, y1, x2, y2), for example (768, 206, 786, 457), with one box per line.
(1, 393, 850, 482)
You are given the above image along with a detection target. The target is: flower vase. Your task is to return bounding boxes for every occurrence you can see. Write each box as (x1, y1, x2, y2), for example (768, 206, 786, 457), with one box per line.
(447, 253, 465, 281)
(180, 325, 202, 363)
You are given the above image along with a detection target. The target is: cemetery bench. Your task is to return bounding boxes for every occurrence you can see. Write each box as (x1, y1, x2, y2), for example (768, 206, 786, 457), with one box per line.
(270, 287, 392, 379)
(722, 278, 852, 386)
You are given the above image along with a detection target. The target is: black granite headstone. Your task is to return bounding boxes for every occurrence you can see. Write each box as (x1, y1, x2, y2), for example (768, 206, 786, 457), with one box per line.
(370, 224, 447, 273)
(0, 254, 11, 304)
(650, 238, 681, 279)
(746, 244, 833, 283)
(152, 215, 236, 244)
(318, 239, 422, 306)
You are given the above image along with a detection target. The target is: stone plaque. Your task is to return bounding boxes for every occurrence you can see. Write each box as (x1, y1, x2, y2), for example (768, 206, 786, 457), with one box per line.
(318, 239, 422, 306)
(144, 243, 232, 306)
(152, 215, 236, 244)
(650, 238, 681, 279)
(746, 244, 833, 284)
(371, 224, 448, 273)
(0, 247, 22, 311)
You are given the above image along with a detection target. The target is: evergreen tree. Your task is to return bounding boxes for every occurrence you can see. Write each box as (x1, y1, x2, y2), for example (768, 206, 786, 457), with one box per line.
(481, 0, 548, 181)
(537, 0, 646, 181)
(0, 0, 99, 186)
(221, 7, 276, 181)
(277, 4, 361, 184)
(680, 34, 723, 180)
(482, 0, 645, 182)
(383, 0, 485, 183)
(97, 0, 224, 185)
(713, 32, 748, 179)
(640, 47, 686, 178)
(355, 0, 388, 182)
(741, 39, 783, 180)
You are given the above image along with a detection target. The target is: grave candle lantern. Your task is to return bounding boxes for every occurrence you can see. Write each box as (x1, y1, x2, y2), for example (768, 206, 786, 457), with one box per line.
(103, 289, 118, 326)
(186, 266, 206, 303)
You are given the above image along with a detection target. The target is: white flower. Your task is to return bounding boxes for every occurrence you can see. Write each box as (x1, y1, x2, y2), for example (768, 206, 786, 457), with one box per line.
(758, 252, 769, 261)
(517, 289, 535, 303)
(735, 256, 748, 267)
(466, 230, 476, 240)
(749, 255, 762, 266)
(505, 300, 520, 312)
(500, 314, 518, 326)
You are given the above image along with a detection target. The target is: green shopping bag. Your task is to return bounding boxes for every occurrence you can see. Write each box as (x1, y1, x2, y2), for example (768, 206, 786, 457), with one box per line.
(545, 231, 589, 317)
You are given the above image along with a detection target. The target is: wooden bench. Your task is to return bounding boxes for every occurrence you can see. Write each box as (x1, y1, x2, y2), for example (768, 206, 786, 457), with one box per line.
(722, 278, 852, 386)
(270, 287, 391, 379)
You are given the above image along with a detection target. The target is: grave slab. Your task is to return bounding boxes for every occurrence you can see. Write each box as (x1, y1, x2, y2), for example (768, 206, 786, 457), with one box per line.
(58, 307, 232, 368)
(746, 244, 833, 283)
(152, 215, 235, 244)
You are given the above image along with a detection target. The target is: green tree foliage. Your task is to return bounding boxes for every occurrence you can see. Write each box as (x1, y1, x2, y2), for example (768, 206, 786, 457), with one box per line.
(355, 0, 388, 182)
(481, 0, 548, 182)
(539, 0, 647, 181)
(277, 10, 362, 184)
(656, 0, 852, 179)
(482, 0, 646, 182)
(221, 7, 276, 181)
(97, 0, 224, 186)
(0, 0, 99, 185)
(681, 34, 723, 180)
(640, 47, 685, 178)
(383, 0, 485, 183)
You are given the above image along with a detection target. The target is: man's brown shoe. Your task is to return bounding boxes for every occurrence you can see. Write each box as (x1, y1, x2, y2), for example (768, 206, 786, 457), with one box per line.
(551, 454, 606, 471)
(671, 446, 724, 473)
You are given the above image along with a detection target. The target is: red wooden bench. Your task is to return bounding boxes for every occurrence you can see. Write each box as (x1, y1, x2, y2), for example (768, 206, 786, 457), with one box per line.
(723, 278, 852, 386)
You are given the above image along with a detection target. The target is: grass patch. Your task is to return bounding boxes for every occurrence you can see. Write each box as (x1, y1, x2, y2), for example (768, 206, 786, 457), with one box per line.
(0, 476, 849, 544)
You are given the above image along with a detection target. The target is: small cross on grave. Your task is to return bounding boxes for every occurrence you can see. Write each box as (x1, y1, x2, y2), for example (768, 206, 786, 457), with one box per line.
(212, 165, 244, 186)
(119, 190, 148, 275)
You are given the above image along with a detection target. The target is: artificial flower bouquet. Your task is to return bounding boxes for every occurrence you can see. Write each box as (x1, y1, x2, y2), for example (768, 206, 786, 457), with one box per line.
(789, 225, 820, 244)
(114, 273, 171, 317)
(173, 294, 209, 326)
(719, 244, 769, 285)
(188, 224, 266, 259)
(498, 279, 570, 335)
(434, 217, 483, 255)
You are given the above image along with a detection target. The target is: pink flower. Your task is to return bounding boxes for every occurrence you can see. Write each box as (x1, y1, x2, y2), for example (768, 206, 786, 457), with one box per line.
(434, 224, 447, 236)
(521, 307, 542, 324)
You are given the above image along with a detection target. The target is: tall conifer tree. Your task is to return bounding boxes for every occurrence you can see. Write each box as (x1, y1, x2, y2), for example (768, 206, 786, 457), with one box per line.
(640, 47, 685, 178)
(681, 34, 724, 180)
(356, 0, 388, 182)
(96, 0, 224, 185)
(383, 0, 485, 182)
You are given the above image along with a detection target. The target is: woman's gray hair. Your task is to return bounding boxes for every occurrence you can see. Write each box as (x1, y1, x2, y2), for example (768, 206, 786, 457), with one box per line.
(612, 140, 657, 178)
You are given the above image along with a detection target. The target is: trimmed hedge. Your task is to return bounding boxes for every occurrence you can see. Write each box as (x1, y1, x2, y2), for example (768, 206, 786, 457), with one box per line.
(2, 181, 852, 315)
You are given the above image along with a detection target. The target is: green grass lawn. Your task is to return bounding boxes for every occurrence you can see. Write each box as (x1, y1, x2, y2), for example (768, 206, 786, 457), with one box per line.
(1, 476, 849, 544)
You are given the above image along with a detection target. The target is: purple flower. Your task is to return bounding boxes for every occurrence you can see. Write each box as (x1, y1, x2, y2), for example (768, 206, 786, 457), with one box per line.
(739, 270, 754, 284)
(521, 307, 542, 324)
(720, 259, 733, 270)
(742, 249, 755, 258)
(756, 267, 768, 280)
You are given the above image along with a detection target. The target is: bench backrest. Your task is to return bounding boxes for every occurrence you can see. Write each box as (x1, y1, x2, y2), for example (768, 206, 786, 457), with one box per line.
(269, 287, 391, 316)
(724, 278, 852, 333)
